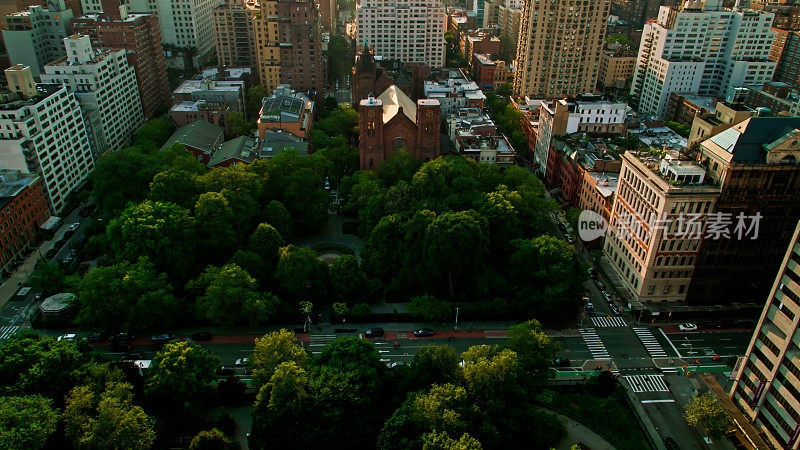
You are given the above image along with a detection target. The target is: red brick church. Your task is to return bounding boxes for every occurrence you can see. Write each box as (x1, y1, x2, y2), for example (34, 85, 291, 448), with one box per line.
(358, 86, 441, 170)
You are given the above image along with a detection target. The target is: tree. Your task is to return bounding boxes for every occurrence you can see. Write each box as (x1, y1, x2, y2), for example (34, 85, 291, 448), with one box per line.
(378, 147, 421, 186)
(408, 295, 452, 321)
(0, 395, 59, 450)
(228, 111, 253, 137)
(250, 361, 314, 448)
(64, 382, 156, 450)
(424, 210, 488, 298)
(275, 245, 329, 301)
(28, 261, 67, 297)
(91, 146, 160, 213)
(332, 301, 349, 317)
(506, 320, 559, 381)
(264, 200, 292, 240)
(190, 264, 276, 325)
(146, 342, 221, 413)
(106, 200, 197, 279)
(460, 345, 520, 405)
(0, 331, 88, 398)
(315, 337, 386, 390)
(498, 34, 513, 62)
(249, 223, 284, 263)
(318, 136, 358, 187)
(252, 329, 309, 387)
(422, 431, 483, 450)
(282, 167, 329, 234)
(246, 86, 268, 118)
(684, 393, 729, 439)
(412, 344, 462, 387)
(133, 116, 173, 148)
(76, 258, 178, 333)
(150, 169, 198, 208)
(195, 191, 238, 257)
(189, 429, 238, 450)
(328, 255, 368, 302)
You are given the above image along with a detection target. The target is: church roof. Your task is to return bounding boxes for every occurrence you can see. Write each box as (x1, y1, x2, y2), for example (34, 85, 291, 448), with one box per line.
(377, 85, 416, 124)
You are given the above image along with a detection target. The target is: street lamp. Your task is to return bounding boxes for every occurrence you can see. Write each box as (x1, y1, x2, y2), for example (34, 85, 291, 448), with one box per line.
(454, 306, 459, 330)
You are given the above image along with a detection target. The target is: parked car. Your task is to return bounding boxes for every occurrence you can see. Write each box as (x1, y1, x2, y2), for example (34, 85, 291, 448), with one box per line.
(387, 361, 406, 369)
(413, 328, 435, 337)
(553, 358, 571, 367)
(610, 304, 621, 316)
(33, 292, 42, 301)
(584, 301, 594, 310)
(67, 223, 80, 232)
(235, 357, 249, 367)
(596, 280, 606, 291)
(150, 333, 177, 349)
(62, 254, 74, 265)
(678, 323, 698, 331)
(603, 292, 614, 303)
(86, 333, 106, 343)
(365, 327, 384, 338)
(57, 333, 77, 342)
(121, 351, 145, 360)
(588, 267, 597, 279)
(110, 333, 133, 352)
(565, 235, 574, 244)
(219, 365, 235, 376)
(191, 331, 213, 341)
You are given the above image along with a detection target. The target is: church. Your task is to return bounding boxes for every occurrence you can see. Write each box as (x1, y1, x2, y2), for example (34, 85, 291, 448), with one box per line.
(352, 44, 431, 105)
(358, 85, 441, 170)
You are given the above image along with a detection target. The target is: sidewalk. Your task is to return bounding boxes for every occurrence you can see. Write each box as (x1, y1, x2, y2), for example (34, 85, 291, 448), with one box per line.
(536, 406, 616, 450)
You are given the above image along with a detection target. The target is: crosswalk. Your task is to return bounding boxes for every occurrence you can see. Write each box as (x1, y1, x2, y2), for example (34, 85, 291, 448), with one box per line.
(579, 328, 610, 359)
(590, 316, 627, 327)
(623, 374, 669, 393)
(308, 334, 337, 354)
(633, 327, 668, 357)
(0, 325, 20, 340)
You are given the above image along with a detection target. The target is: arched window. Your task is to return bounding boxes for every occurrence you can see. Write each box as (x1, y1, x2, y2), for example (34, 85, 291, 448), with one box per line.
(393, 137, 406, 151)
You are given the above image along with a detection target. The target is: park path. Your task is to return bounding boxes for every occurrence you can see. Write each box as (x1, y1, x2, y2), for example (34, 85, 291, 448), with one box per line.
(294, 213, 363, 260)
(536, 407, 616, 450)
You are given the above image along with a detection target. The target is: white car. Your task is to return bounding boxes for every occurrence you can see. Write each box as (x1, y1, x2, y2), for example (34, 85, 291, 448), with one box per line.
(58, 333, 77, 342)
(235, 357, 249, 367)
(678, 323, 698, 331)
(584, 301, 594, 310)
(67, 223, 80, 232)
(603, 292, 614, 303)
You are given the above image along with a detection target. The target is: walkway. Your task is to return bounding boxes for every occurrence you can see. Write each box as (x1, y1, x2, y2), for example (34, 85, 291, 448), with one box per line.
(294, 214, 363, 260)
(536, 406, 616, 450)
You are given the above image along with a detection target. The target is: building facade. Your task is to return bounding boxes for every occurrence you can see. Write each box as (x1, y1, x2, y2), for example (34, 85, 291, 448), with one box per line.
(471, 53, 496, 89)
(686, 100, 755, 148)
(0, 170, 49, 273)
(212, 1, 257, 69)
(356, 0, 446, 68)
(41, 35, 142, 156)
(631, 1, 777, 118)
(746, 81, 800, 116)
(598, 50, 637, 90)
(731, 219, 800, 450)
(771, 28, 800, 90)
(2, 1, 73, 77)
(513, 0, 610, 98)
(72, 9, 170, 120)
(358, 86, 440, 170)
(0, 65, 94, 213)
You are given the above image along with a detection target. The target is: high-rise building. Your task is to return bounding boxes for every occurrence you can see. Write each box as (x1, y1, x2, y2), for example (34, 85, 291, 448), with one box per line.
(2, 0, 73, 76)
(72, 7, 169, 119)
(731, 219, 800, 450)
(0, 0, 82, 18)
(82, 0, 224, 67)
(771, 28, 800, 89)
(317, 0, 335, 32)
(513, 0, 610, 99)
(41, 35, 142, 156)
(0, 65, 94, 213)
(212, 0, 257, 69)
(496, 0, 522, 58)
(631, 0, 777, 118)
(356, 0, 446, 68)
(253, 0, 327, 95)
(603, 150, 720, 303)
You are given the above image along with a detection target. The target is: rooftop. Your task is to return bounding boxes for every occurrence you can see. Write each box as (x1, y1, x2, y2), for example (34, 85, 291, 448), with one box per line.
(0, 83, 61, 110)
(75, 12, 151, 22)
(175, 79, 244, 95)
(377, 85, 417, 123)
(473, 53, 496, 66)
(162, 120, 224, 153)
(201, 67, 251, 80)
(630, 124, 688, 151)
(705, 117, 800, 163)
(589, 172, 619, 198)
(208, 131, 308, 167)
(259, 85, 312, 123)
(0, 170, 38, 209)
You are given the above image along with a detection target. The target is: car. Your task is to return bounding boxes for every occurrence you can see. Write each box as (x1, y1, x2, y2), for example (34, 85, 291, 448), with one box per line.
(596, 280, 606, 291)
(150, 333, 177, 348)
(678, 323, 698, 331)
(191, 331, 213, 341)
(387, 361, 406, 369)
(610, 304, 621, 316)
(588, 267, 597, 279)
(324, 177, 331, 190)
(86, 333, 106, 343)
(57, 333, 77, 342)
(603, 292, 614, 303)
(67, 223, 80, 232)
(121, 351, 145, 360)
(584, 301, 594, 310)
(365, 327, 384, 338)
(565, 235, 574, 244)
(110, 333, 133, 352)
(662, 437, 679, 450)
(235, 357, 249, 367)
(33, 292, 42, 301)
(62, 254, 74, 265)
(553, 358, 571, 367)
(413, 328, 435, 337)
(219, 365, 235, 376)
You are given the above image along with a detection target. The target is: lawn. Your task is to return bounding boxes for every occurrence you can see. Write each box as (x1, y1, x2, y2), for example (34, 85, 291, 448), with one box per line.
(536, 386, 651, 450)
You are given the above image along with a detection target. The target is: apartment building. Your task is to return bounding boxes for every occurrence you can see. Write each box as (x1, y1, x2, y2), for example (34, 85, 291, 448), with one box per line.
(687, 100, 755, 148)
(752, 0, 800, 30)
(82, 0, 224, 67)
(771, 28, 800, 90)
(631, 0, 776, 118)
(533, 94, 627, 176)
(356, 0, 446, 68)
(603, 150, 720, 303)
(463, 32, 499, 63)
(2, 1, 73, 77)
(253, 0, 326, 94)
(447, 107, 514, 166)
(212, 0, 257, 69)
(687, 117, 800, 305)
(0, 65, 94, 213)
(746, 81, 800, 115)
(513, 0, 610, 99)
(72, 9, 169, 119)
(257, 84, 314, 140)
(471, 53, 496, 89)
(41, 35, 142, 156)
(598, 49, 637, 90)
(731, 220, 800, 450)
(172, 76, 245, 113)
(423, 69, 486, 115)
(496, 0, 522, 58)
(0, 169, 49, 273)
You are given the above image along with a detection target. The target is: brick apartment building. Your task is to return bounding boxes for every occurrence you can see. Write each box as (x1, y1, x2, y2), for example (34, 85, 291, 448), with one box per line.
(0, 170, 48, 274)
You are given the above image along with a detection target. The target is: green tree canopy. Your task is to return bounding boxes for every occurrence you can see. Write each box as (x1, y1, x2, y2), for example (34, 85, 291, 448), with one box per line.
(189, 428, 238, 450)
(263, 200, 292, 240)
(683, 393, 729, 439)
(252, 329, 309, 387)
(424, 210, 488, 298)
(190, 264, 276, 325)
(150, 169, 198, 208)
(275, 245, 329, 301)
(328, 255, 368, 302)
(145, 342, 221, 414)
(506, 320, 559, 381)
(249, 223, 284, 264)
(0, 394, 59, 449)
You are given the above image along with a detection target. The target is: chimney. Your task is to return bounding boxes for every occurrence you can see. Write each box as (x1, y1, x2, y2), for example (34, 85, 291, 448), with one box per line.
(4, 65, 36, 99)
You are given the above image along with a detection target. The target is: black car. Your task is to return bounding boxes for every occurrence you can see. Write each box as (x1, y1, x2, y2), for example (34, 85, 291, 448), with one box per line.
(150, 333, 177, 349)
(110, 333, 133, 352)
(219, 365, 235, 376)
(191, 331, 213, 341)
(121, 351, 145, 361)
(662, 437, 679, 450)
(413, 328, 435, 337)
(86, 333, 106, 343)
(553, 358, 571, 367)
(365, 327, 384, 338)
